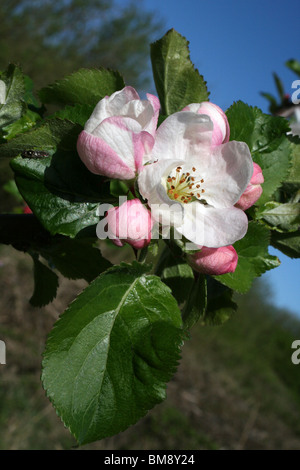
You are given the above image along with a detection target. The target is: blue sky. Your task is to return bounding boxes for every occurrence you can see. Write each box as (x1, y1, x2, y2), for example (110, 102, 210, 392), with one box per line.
(140, 0, 299, 316)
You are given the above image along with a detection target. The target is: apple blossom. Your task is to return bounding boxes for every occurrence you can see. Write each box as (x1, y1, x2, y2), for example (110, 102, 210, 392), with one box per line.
(235, 162, 264, 210)
(182, 101, 230, 147)
(105, 198, 153, 250)
(187, 245, 238, 275)
(77, 86, 160, 180)
(138, 110, 253, 248)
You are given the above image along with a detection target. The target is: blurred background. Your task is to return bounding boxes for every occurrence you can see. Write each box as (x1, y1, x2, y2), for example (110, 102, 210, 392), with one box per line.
(0, 0, 299, 450)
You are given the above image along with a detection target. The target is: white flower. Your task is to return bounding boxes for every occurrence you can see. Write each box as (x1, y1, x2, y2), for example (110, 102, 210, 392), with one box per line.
(138, 110, 253, 247)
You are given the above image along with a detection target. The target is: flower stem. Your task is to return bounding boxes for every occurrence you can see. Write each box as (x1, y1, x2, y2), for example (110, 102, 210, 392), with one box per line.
(138, 246, 148, 263)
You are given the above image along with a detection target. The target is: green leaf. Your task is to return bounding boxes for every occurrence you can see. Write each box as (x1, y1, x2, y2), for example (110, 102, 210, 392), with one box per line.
(205, 278, 237, 326)
(3, 179, 23, 203)
(182, 274, 207, 330)
(0, 213, 112, 282)
(286, 59, 300, 77)
(39, 68, 125, 107)
(50, 103, 94, 126)
(42, 262, 182, 445)
(1, 109, 41, 141)
(11, 156, 103, 237)
(40, 238, 112, 282)
(271, 230, 300, 259)
(254, 201, 300, 232)
(154, 244, 195, 305)
(7, 119, 115, 237)
(30, 255, 59, 307)
(150, 29, 209, 116)
(226, 101, 292, 204)
(0, 64, 26, 130)
(215, 221, 280, 293)
(284, 134, 300, 188)
(273, 72, 285, 101)
(0, 118, 81, 158)
(259, 91, 278, 108)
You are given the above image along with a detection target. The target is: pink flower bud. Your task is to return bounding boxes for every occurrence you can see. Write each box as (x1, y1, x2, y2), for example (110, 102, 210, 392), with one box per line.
(23, 204, 32, 214)
(235, 162, 264, 210)
(182, 101, 230, 146)
(77, 86, 160, 180)
(105, 199, 153, 250)
(187, 245, 238, 275)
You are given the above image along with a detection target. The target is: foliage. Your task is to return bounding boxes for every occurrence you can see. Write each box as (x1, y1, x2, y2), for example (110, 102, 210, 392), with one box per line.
(0, 29, 299, 445)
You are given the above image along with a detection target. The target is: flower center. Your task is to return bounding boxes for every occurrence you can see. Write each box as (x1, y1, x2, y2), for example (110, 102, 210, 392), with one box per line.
(165, 165, 206, 204)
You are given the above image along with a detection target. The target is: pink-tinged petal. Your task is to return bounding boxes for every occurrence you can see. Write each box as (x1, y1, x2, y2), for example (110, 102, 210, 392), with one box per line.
(152, 112, 213, 162)
(188, 245, 238, 275)
(183, 101, 230, 146)
(77, 130, 136, 180)
(251, 162, 264, 184)
(94, 116, 154, 172)
(133, 131, 155, 172)
(145, 93, 160, 136)
(23, 204, 32, 214)
(177, 203, 248, 247)
(235, 184, 263, 211)
(235, 162, 264, 210)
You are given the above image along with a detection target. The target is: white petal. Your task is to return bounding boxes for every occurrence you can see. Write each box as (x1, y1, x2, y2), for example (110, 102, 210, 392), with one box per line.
(120, 99, 154, 131)
(84, 87, 140, 133)
(92, 116, 142, 169)
(106, 86, 140, 115)
(194, 141, 253, 208)
(84, 97, 109, 133)
(177, 202, 249, 247)
(152, 112, 213, 161)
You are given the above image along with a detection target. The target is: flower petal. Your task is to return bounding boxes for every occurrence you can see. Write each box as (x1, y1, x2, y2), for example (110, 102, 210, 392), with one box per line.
(84, 86, 140, 134)
(95, 116, 154, 172)
(152, 111, 213, 162)
(183, 101, 230, 146)
(188, 245, 238, 275)
(197, 140, 253, 208)
(177, 202, 249, 247)
(77, 129, 136, 179)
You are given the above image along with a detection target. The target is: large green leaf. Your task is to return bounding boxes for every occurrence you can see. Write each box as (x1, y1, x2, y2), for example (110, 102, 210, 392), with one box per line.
(150, 29, 209, 116)
(215, 221, 280, 293)
(226, 101, 292, 204)
(42, 262, 182, 445)
(39, 68, 125, 107)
